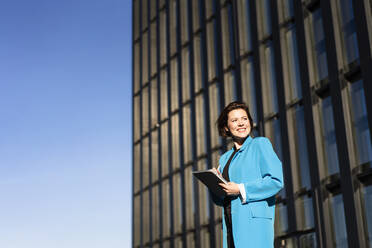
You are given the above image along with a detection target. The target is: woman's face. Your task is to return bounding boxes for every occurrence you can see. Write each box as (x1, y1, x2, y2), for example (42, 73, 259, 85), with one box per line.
(225, 108, 251, 138)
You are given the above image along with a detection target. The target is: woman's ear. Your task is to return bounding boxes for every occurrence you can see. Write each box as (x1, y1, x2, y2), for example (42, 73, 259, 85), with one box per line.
(224, 126, 229, 133)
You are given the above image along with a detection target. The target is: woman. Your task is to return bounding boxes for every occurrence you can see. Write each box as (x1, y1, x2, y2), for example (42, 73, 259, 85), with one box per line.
(211, 101, 284, 248)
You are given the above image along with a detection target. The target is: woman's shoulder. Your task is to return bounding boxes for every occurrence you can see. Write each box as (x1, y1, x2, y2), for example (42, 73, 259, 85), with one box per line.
(251, 136, 273, 147)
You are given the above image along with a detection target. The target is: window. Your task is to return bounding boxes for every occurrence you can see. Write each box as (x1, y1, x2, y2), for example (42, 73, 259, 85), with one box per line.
(209, 83, 221, 149)
(221, 5, 234, 69)
(142, 190, 150, 244)
(275, 202, 289, 235)
(180, 0, 189, 44)
(288, 105, 311, 191)
(160, 69, 168, 120)
(173, 173, 183, 234)
(206, 20, 217, 82)
(134, 195, 141, 246)
(329, 194, 348, 247)
(319, 96, 340, 175)
(141, 0, 148, 31)
(183, 104, 192, 164)
(150, 79, 158, 128)
(194, 35, 203, 93)
(182, 48, 191, 102)
(198, 160, 210, 225)
(171, 114, 180, 170)
(142, 86, 149, 135)
(185, 165, 195, 229)
(347, 80, 372, 165)
(224, 71, 237, 105)
(264, 118, 283, 160)
(170, 0, 177, 56)
(306, 8, 328, 83)
(151, 131, 159, 183)
(162, 180, 171, 237)
(337, 0, 359, 64)
(134, 42, 141, 93)
(257, 0, 272, 38)
(195, 95, 206, 156)
(278, 0, 294, 22)
(142, 31, 149, 82)
(134, 144, 141, 193)
(142, 137, 149, 188)
(192, 0, 200, 32)
(161, 122, 169, 177)
(295, 195, 315, 230)
(361, 185, 372, 247)
(159, 10, 167, 66)
(134, 95, 141, 141)
(134, 0, 140, 40)
(170, 58, 179, 112)
(241, 58, 258, 124)
(150, 22, 157, 76)
(237, 0, 252, 54)
(283, 25, 302, 101)
(262, 43, 279, 115)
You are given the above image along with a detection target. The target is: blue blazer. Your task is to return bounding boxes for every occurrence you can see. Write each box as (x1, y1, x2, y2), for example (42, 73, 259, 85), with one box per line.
(214, 136, 284, 248)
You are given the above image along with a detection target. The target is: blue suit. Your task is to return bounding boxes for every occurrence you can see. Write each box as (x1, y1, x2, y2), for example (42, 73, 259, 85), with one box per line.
(214, 136, 284, 248)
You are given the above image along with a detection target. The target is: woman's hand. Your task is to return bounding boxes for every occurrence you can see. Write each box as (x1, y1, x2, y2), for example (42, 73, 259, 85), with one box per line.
(219, 182, 240, 196)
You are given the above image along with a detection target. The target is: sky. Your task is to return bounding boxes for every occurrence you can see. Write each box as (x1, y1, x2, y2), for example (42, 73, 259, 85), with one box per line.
(0, 0, 132, 247)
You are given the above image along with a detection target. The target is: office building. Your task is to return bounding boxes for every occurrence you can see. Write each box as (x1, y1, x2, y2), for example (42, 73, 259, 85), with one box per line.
(132, 0, 372, 247)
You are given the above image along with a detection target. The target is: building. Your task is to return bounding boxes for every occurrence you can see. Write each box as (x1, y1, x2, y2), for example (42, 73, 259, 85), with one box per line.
(132, 0, 372, 247)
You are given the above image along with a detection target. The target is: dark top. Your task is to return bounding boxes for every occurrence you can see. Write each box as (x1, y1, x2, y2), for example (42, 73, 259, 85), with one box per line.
(222, 147, 239, 248)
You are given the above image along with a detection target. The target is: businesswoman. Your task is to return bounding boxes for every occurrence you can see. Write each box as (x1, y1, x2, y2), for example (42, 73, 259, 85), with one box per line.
(212, 101, 284, 248)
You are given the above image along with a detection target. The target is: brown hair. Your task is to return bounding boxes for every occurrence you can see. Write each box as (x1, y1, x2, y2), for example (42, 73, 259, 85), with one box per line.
(217, 101, 253, 137)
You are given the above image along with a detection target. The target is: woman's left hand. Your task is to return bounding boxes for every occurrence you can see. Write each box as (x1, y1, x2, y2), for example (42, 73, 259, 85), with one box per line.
(219, 182, 240, 196)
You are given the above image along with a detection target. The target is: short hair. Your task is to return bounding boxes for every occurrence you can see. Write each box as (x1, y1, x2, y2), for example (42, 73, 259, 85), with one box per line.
(217, 101, 253, 137)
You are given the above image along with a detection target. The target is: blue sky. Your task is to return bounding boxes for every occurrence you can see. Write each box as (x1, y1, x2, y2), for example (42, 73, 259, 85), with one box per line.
(0, 0, 132, 247)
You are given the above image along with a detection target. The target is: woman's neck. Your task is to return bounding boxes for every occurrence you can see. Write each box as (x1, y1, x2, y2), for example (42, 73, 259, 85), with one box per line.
(232, 136, 248, 150)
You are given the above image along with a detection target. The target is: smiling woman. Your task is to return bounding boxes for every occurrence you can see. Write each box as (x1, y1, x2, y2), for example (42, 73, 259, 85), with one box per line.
(211, 101, 284, 248)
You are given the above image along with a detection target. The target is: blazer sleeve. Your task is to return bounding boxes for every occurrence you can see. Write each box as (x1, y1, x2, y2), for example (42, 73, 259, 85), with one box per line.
(242, 137, 284, 203)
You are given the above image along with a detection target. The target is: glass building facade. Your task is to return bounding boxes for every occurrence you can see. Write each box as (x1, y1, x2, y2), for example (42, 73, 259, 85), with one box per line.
(132, 0, 372, 247)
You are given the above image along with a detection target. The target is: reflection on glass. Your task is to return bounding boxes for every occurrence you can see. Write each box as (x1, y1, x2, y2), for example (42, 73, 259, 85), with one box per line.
(285, 26, 302, 100)
(338, 0, 359, 64)
(321, 97, 340, 175)
(275, 202, 289, 235)
(299, 232, 317, 247)
(309, 9, 328, 82)
(290, 106, 311, 190)
(282, 0, 294, 20)
(295, 195, 315, 230)
(362, 185, 372, 247)
(241, 58, 258, 124)
(265, 118, 283, 161)
(262, 43, 279, 114)
(330, 194, 348, 248)
(349, 80, 372, 165)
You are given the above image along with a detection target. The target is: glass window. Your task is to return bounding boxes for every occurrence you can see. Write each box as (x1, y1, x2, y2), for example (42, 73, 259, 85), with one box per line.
(237, 0, 252, 54)
(205, 0, 214, 19)
(261, 42, 279, 115)
(151, 130, 159, 183)
(142, 137, 149, 188)
(142, 86, 149, 135)
(187, 233, 196, 247)
(141, 0, 148, 31)
(134, 144, 141, 193)
(206, 20, 217, 82)
(180, 0, 189, 44)
(183, 104, 193, 164)
(170, 0, 177, 56)
(185, 165, 195, 229)
(299, 232, 317, 247)
(200, 227, 211, 248)
(161, 122, 169, 177)
(320, 96, 340, 175)
(257, 0, 272, 38)
(159, 10, 167, 66)
(194, 34, 203, 93)
(288, 105, 311, 191)
(182, 47, 191, 102)
(275, 202, 289, 235)
(134, 195, 141, 246)
(195, 95, 206, 156)
(309, 8, 328, 82)
(150, 0, 156, 20)
(215, 222, 223, 248)
(134, 95, 141, 141)
(142, 190, 150, 244)
(295, 195, 315, 230)
(192, 0, 200, 32)
(134, 42, 141, 93)
(170, 58, 179, 112)
(337, 0, 359, 64)
(209, 83, 222, 149)
(173, 172, 183, 234)
(197, 159, 210, 225)
(283, 25, 302, 102)
(151, 185, 160, 240)
(134, 0, 140, 40)
(241, 58, 258, 124)
(279, 0, 294, 22)
(365, 0, 372, 53)
(264, 118, 283, 160)
(142, 31, 149, 84)
(162, 180, 171, 237)
(221, 5, 235, 69)
(171, 114, 180, 170)
(150, 22, 157, 76)
(329, 194, 348, 247)
(160, 69, 168, 120)
(224, 71, 237, 105)
(348, 80, 372, 165)
(362, 185, 372, 247)
(150, 79, 158, 128)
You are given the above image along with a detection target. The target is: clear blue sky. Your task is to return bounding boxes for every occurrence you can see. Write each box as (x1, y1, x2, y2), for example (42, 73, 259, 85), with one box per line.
(0, 0, 132, 247)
